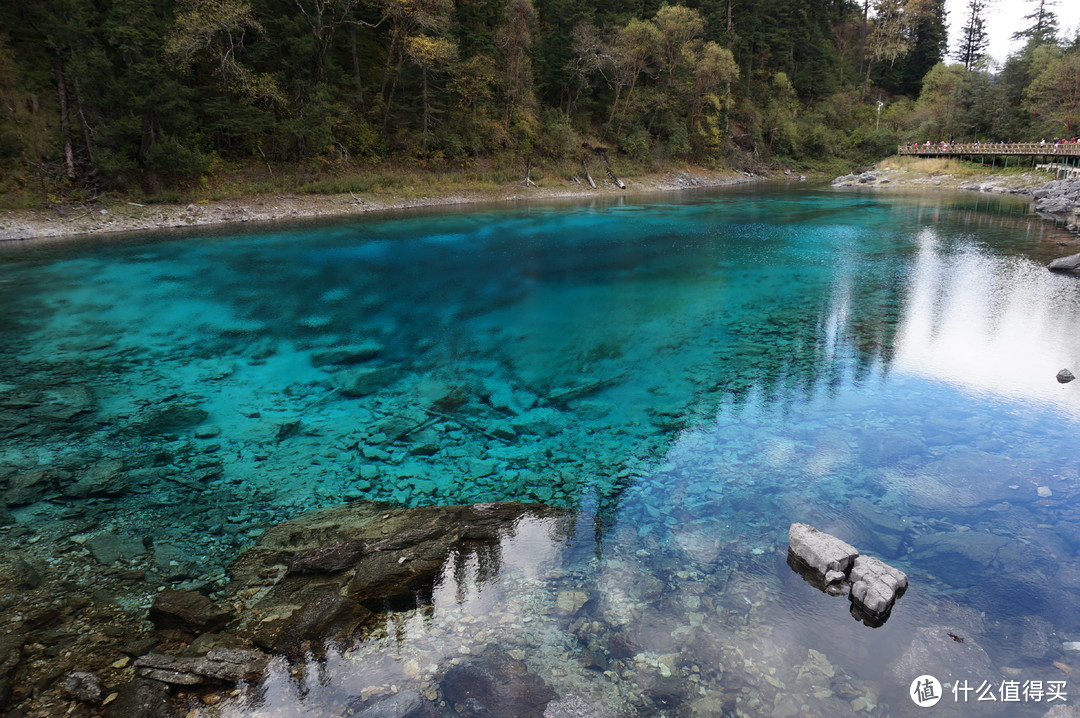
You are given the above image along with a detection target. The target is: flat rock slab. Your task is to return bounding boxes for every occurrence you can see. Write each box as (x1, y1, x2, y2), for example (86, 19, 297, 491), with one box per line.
(149, 589, 235, 633)
(253, 594, 371, 659)
(87, 532, 146, 565)
(135, 647, 269, 685)
(903, 450, 1044, 511)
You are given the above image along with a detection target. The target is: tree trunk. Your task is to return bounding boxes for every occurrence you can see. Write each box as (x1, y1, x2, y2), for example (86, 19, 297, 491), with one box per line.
(53, 54, 75, 180)
(421, 67, 429, 152)
(349, 26, 363, 99)
(71, 70, 94, 165)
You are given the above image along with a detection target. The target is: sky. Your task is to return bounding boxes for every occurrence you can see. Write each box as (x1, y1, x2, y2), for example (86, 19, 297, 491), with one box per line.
(944, 0, 1080, 67)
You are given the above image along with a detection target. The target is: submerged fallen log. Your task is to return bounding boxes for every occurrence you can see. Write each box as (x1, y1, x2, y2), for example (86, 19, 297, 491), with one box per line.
(424, 408, 514, 444)
(544, 373, 627, 408)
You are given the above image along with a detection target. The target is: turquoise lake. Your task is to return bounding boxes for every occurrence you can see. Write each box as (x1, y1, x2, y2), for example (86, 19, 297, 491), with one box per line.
(2, 184, 1080, 716)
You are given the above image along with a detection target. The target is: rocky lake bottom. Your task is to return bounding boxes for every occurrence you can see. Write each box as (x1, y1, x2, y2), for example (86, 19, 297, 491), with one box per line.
(3, 185, 1080, 717)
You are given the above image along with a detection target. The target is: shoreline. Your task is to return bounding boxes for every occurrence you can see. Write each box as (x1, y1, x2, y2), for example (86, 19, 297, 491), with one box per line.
(0, 168, 759, 242)
(833, 159, 1080, 233)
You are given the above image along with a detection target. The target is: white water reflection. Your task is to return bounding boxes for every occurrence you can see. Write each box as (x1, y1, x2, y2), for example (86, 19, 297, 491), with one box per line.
(893, 229, 1080, 410)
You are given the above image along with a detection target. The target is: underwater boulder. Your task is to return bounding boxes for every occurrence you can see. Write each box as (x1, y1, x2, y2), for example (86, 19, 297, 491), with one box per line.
(440, 649, 556, 718)
(61, 671, 104, 703)
(311, 341, 384, 367)
(104, 677, 177, 718)
(227, 501, 570, 658)
(344, 688, 440, 718)
(149, 590, 235, 634)
(253, 595, 371, 659)
(134, 647, 269, 686)
(333, 366, 401, 397)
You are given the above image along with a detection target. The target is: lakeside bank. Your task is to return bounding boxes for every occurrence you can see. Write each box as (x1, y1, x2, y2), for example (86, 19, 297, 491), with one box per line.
(833, 157, 1080, 232)
(0, 168, 758, 241)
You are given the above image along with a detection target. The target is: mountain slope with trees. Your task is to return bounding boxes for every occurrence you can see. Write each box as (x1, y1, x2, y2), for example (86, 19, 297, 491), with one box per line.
(0, 0, 1076, 205)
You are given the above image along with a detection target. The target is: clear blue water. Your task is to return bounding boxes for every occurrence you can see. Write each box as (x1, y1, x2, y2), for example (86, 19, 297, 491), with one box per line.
(2, 185, 1080, 716)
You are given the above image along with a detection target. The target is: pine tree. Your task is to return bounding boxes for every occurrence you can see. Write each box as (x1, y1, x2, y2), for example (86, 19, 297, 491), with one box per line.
(954, 0, 988, 71)
(1011, 0, 1058, 46)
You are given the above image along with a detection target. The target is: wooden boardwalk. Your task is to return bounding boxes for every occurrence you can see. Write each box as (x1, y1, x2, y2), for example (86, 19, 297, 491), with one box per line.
(898, 142, 1080, 162)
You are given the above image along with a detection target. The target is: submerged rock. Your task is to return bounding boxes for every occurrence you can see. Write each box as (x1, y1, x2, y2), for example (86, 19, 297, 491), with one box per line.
(312, 341, 385, 367)
(135, 647, 269, 686)
(889, 626, 996, 688)
(0, 633, 24, 707)
(63, 459, 130, 498)
(5, 468, 67, 506)
(138, 405, 209, 436)
(345, 689, 440, 718)
(253, 595, 371, 659)
(105, 677, 177, 718)
(333, 366, 401, 397)
(228, 501, 568, 658)
(149, 590, 235, 633)
(544, 695, 616, 718)
(86, 532, 147, 565)
(62, 671, 104, 703)
(440, 649, 557, 718)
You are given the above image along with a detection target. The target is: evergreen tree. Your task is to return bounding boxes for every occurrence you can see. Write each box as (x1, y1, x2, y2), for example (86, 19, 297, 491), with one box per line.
(954, 0, 988, 71)
(1011, 0, 1058, 46)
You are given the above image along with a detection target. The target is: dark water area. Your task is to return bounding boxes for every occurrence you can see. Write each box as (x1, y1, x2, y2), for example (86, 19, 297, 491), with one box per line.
(2, 185, 1080, 716)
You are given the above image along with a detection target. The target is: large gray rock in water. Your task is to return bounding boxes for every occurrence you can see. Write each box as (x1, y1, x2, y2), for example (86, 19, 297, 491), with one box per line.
(788, 523, 858, 584)
(0, 633, 24, 707)
(135, 647, 269, 686)
(848, 555, 907, 626)
(149, 589, 235, 633)
(333, 366, 401, 397)
(544, 695, 616, 718)
(889, 625, 996, 683)
(62, 671, 104, 703)
(312, 341, 384, 367)
(1048, 253, 1080, 273)
(228, 502, 570, 656)
(440, 649, 557, 718)
(253, 594, 371, 659)
(105, 677, 177, 718)
(345, 689, 440, 718)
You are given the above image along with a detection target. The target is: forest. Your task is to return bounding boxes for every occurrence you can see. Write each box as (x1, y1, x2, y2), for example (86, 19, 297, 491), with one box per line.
(0, 0, 1078, 203)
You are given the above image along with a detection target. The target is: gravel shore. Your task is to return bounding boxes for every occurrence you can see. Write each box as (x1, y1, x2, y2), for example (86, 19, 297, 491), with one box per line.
(0, 169, 755, 241)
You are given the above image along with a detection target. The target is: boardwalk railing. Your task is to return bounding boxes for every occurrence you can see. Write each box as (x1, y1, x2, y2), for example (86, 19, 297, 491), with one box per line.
(898, 142, 1080, 158)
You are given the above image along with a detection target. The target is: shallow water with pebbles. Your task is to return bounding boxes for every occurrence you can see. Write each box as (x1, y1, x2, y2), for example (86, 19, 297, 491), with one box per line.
(2, 186, 1080, 716)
